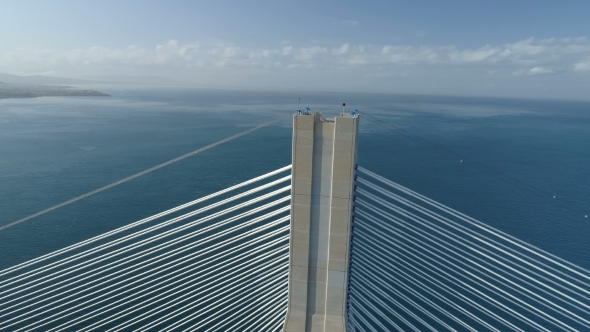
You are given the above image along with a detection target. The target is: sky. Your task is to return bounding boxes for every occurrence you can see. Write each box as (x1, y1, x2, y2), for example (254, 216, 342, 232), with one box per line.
(1, 0, 590, 99)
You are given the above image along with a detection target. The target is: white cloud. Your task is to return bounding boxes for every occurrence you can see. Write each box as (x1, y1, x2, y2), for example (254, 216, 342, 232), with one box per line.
(574, 61, 590, 71)
(282, 46, 293, 55)
(343, 55, 367, 65)
(513, 67, 554, 76)
(296, 46, 327, 61)
(449, 45, 499, 62)
(332, 43, 350, 55)
(1, 37, 590, 81)
(528, 67, 553, 75)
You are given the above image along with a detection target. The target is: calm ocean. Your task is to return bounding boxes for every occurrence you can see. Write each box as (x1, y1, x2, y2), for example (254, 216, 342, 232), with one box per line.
(1, 88, 589, 271)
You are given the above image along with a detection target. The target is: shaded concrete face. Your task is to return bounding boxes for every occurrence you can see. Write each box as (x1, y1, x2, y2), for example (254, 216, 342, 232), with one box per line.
(284, 113, 358, 332)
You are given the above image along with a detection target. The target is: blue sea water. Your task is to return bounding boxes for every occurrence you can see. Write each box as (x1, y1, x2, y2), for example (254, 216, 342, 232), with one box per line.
(0, 88, 589, 272)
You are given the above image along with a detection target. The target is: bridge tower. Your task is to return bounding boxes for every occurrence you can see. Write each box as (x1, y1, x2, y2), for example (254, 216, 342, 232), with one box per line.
(284, 112, 359, 332)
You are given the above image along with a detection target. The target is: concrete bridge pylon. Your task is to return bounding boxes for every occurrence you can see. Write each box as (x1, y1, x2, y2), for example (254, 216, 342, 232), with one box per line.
(284, 112, 359, 332)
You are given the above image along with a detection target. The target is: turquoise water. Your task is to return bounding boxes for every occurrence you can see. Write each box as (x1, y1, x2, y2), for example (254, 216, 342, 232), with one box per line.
(1, 88, 589, 270)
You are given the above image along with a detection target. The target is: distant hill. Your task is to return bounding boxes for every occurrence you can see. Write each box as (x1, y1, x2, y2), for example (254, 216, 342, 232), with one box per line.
(0, 82, 110, 99)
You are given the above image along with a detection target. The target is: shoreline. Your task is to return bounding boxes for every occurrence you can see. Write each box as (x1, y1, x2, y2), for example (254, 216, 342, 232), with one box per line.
(0, 83, 110, 100)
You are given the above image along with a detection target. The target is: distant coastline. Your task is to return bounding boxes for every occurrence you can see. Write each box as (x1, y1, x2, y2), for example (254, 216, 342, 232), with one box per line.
(0, 82, 109, 100)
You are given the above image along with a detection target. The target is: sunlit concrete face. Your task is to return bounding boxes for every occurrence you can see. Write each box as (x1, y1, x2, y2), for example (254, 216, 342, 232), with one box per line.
(284, 112, 358, 332)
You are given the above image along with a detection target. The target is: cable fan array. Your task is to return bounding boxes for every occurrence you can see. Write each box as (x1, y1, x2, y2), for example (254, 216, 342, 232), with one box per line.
(348, 166, 590, 332)
(4, 162, 590, 332)
(0, 166, 292, 332)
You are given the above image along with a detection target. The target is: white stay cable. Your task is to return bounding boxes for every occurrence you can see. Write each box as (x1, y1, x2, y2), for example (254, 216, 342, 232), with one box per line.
(357, 183, 590, 306)
(174, 270, 289, 332)
(349, 304, 381, 332)
(348, 306, 367, 332)
(0, 204, 288, 318)
(357, 180, 590, 305)
(210, 285, 287, 331)
(350, 268, 456, 332)
(239, 294, 288, 332)
(355, 220, 569, 331)
(353, 247, 492, 332)
(195, 281, 287, 331)
(351, 253, 475, 332)
(101, 234, 289, 332)
(224, 291, 288, 332)
(357, 166, 590, 282)
(348, 306, 362, 332)
(160, 264, 289, 331)
(51, 240, 289, 332)
(59, 230, 288, 332)
(348, 305, 368, 332)
(6, 210, 288, 331)
(0, 200, 289, 319)
(0, 192, 289, 302)
(0, 174, 289, 285)
(24, 247, 288, 332)
(355, 217, 539, 331)
(0, 185, 289, 294)
(133, 256, 288, 331)
(249, 299, 288, 332)
(355, 200, 590, 327)
(354, 230, 497, 331)
(349, 274, 440, 332)
(77, 229, 289, 332)
(0, 165, 291, 277)
(2, 222, 285, 329)
(356, 193, 590, 318)
(350, 286, 418, 332)
(357, 179, 590, 299)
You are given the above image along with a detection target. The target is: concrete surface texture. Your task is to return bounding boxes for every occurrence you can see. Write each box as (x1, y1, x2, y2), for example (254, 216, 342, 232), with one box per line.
(284, 112, 359, 332)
